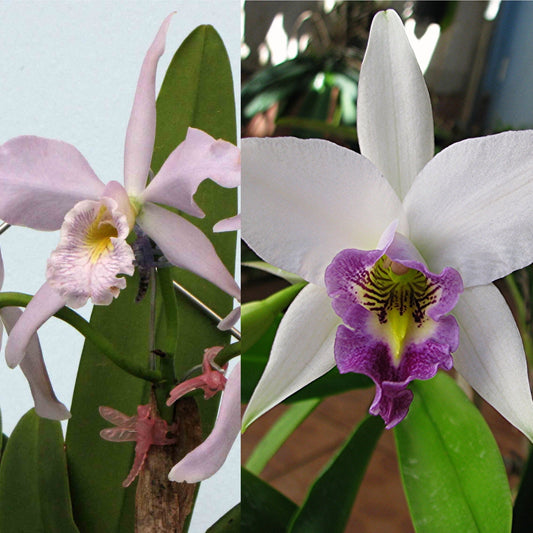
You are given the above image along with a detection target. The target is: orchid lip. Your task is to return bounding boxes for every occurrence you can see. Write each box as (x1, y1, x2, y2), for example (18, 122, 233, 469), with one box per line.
(325, 232, 463, 428)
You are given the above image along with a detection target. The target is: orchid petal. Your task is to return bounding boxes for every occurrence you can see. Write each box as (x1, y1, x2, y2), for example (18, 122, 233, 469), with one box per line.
(138, 203, 240, 300)
(141, 128, 240, 217)
(242, 284, 338, 430)
(242, 136, 406, 286)
(168, 362, 240, 483)
(357, 10, 434, 200)
(124, 13, 174, 195)
(404, 131, 533, 287)
(0, 307, 70, 420)
(5, 282, 66, 368)
(0, 136, 104, 230)
(453, 284, 533, 440)
(213, 214, 241, 233)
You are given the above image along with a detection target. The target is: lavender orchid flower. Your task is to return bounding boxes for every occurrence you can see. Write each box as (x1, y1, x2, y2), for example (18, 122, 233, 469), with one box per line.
(242, 10, 533, 435)
(0, 14, 240, 369)
(0, 249, 69, 419)
(168, 361, 240, 483)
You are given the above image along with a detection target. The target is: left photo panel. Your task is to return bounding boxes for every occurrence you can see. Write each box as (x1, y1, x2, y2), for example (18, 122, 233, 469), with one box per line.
(0, 2, 240, 532)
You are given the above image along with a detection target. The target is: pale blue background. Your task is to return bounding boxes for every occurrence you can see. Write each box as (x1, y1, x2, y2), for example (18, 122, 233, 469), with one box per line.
(0, 2, 240, 531)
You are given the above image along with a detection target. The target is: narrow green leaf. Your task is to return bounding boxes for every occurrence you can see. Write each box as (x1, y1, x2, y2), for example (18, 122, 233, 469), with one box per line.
(242, 468, 297, 533)
(289, 415, 384, 533)
(66, 275, 151, 532)
(0, 409, 79, 533)
(206, 504, 240, 533)
(395, 372, 512, 533)
(246, 399, 321, 475)
(512, 445, 533, 532)
(153, 24, 237, 436)
(242, 283, 305, 352)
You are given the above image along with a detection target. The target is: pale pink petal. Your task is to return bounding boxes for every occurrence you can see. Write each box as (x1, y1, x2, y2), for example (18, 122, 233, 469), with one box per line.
(168, 362, 240, 483)
(5, 282, 66, 368)
(141, 128, 240, 217)
(0, 136, 104, 230)
(46, 197, 135, 308)
(0, 307, 70, 420)
(218, 307, 241, 331)
(213, 214, 241, 233)
(124, 13, 174, 195)
(138, 203, 240, 300)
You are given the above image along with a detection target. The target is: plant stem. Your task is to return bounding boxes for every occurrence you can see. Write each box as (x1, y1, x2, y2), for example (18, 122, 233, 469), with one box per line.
(0, 292, 162, 383)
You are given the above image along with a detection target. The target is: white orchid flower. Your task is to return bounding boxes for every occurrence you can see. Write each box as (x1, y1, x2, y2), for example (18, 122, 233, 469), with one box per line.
(242, 10, 533, 436)
(0, 248, 69, 420)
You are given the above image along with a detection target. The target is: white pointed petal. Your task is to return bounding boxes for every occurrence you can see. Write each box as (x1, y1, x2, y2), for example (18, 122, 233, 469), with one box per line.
(138, 203, 240, 300)
(5, 282, 66, 368)
(453, 284, 533, 440)
(0, 136, 104, 230)
(357, 10, 434, 200)
(242, 284, 339, 430)
(404, 131, 533, 287)
(242, 136, 405, 287)
(124, 14, 174, 195)
(169, 363, 240, 483)
(1, 307, 70, 420)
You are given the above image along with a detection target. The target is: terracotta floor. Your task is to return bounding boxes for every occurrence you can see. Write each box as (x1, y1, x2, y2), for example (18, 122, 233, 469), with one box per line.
(242, 386, 528, 532)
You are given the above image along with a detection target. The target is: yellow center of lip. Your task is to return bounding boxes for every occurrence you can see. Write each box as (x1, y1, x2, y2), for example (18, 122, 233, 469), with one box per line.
(357, 256, 439, 363)
(85, 206, 118, 263)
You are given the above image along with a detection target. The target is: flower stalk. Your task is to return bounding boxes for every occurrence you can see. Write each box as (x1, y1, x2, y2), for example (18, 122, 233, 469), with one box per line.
(0, 292, 162, 383)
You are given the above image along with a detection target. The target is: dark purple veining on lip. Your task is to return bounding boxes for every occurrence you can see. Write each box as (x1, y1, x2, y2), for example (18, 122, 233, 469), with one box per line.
(324, 233, 463, 429)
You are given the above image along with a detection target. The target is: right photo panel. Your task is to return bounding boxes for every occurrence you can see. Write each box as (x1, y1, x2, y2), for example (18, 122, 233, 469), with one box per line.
(241, 1, 533, 531)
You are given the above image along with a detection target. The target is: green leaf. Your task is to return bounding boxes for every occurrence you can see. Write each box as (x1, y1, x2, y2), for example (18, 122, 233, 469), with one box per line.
(512, 445, 533, 532)
(289, 415, 384, 533)
(153, 24, 237, 436)
(241, 468, 297, 533)
(206, 504, 240, 533)
(0, 409, 79, 533)
(66, 274, 151, 532)
(246, 399, 321, 475)
(242, 283, 305, 352)
(395, 372, 512, 533)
